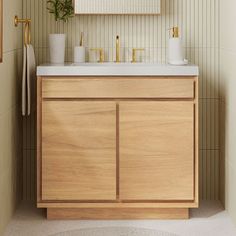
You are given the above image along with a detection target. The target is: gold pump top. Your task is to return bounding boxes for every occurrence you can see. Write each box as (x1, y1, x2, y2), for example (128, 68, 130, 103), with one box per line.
(171, 27, 179, 38)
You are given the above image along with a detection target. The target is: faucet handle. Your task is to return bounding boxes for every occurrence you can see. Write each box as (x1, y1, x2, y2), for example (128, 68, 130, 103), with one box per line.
(132, 48, 145, 63)
(90, 48, 104, 63)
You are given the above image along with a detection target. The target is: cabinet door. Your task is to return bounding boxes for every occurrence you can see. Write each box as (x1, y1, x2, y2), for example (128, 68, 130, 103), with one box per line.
(42, 101, 116, 201)
(120, 102, 194, 201)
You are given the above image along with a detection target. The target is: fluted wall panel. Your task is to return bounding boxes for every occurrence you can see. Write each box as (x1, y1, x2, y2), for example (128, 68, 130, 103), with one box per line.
(22, 0, 220, 201)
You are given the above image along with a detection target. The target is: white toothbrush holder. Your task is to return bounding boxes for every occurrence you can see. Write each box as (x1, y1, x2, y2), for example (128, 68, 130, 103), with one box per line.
(74, 46, 86, 63)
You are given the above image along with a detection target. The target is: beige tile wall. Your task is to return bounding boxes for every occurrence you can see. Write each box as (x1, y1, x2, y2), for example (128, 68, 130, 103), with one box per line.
(0, 0, 23, 234)
(23, 0, 220, 201)
(220, 0, 236, 223)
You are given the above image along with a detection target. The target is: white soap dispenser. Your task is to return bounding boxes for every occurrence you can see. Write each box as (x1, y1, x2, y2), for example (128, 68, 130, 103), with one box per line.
(168, 27, 188, 65)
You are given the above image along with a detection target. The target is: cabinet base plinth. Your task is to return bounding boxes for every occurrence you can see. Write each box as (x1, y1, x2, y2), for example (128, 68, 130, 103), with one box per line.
(47, 208, 189, 220)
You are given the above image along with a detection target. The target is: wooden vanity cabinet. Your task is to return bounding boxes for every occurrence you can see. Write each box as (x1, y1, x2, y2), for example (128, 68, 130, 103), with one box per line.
(37, 76, 198, 220)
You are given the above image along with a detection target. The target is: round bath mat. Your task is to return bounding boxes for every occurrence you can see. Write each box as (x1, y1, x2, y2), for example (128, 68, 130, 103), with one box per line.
(50, 227, 179, 236)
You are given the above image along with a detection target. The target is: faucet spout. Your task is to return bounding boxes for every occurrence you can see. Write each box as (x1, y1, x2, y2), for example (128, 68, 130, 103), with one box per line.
(116, 35, 120, 63)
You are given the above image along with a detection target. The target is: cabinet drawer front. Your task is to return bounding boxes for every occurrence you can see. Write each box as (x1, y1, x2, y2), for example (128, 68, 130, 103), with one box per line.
(42, 77, 195, 99)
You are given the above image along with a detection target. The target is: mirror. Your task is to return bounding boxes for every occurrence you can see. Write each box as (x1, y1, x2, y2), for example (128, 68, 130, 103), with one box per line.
(75, 0, 161, 15)
(0, 0, 2, 62)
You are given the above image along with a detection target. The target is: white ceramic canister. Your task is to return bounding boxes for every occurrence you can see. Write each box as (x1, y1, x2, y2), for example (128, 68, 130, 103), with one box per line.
(49, 34, 66, 64)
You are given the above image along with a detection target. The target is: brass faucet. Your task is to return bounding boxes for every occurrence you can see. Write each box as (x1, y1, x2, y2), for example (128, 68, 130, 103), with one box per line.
(132, 48, 145, 63)
(90, 48, 104, 63)
(115, 35, 120, 63)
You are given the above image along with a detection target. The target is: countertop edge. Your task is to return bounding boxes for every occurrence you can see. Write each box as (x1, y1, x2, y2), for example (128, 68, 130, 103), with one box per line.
(37, 65, 199, 77)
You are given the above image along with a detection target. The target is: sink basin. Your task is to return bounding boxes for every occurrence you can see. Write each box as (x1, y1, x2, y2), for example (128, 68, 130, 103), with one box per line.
(71, 62, 156, 66)
(37, 63, 199, 77)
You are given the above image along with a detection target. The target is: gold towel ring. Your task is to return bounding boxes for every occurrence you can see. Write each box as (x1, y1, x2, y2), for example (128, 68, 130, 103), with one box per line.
(24, 22, 31, 45)
(14, 15, 31, 45)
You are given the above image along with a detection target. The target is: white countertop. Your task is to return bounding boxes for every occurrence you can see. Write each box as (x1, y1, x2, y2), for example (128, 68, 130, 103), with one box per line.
(37, 63, 199, 77)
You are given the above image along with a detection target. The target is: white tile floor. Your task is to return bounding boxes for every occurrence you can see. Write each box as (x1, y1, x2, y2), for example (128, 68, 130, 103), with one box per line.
(3, 201, 236, 236)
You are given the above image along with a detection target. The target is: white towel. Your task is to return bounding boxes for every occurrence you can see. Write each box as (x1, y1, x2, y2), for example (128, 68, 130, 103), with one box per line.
(22, 46, 27, 116)
(26, 45, 36, 116)
(22, 44, 36, 116)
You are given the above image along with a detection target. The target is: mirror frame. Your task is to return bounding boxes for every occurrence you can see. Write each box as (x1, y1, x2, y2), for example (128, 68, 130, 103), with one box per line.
(74, 0, 161, 15)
